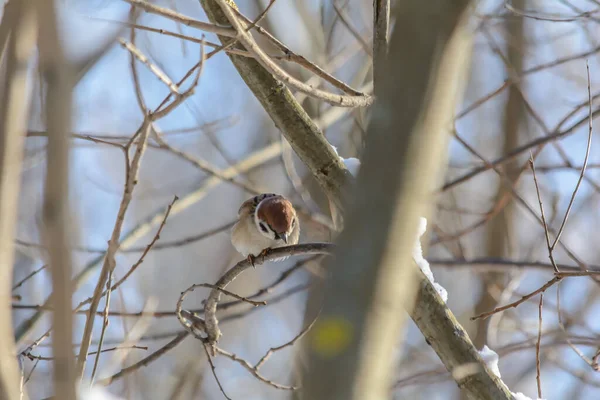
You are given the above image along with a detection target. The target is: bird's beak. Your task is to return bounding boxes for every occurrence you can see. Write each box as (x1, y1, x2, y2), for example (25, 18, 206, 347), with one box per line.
(280, 233, 288, 243)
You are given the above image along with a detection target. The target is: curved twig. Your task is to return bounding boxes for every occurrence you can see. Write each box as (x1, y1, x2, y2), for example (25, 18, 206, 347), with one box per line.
(202, 243, 335, 345)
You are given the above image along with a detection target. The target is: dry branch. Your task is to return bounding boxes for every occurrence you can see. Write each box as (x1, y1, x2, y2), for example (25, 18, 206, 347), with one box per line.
(410, 267, 513, 398)
(76, 121, 153, 378)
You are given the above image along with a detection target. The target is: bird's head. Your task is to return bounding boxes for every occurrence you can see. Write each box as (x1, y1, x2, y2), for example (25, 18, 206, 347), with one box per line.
(254, 195, 297, 243)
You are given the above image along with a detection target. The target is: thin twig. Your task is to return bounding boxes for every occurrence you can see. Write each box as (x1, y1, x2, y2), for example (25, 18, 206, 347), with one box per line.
(471, 276, 561, 321)
(99, 298, 158, 380)
(22, 359, 39, 388)
(203, 343, 232, 400)
(153, 132, 260, 194)
(529, 155, 559, 273)
(453, 130, 588, 270)
(97, 332, 189, 386)
(21, 330, 51, 358)
(152, 38, 207, 119)
(12, 265, 47, 291)
(181, 283, 267, 310)
(556, 282, 594, 368)
(428, 257, 600, 273)
(444, 106, 600, 192)
(255, 312, 319, 370)
(536, 292, 543, 399)
(213, 0, 372, 107)
(332, 2, 372, 56)
(550, 61, 594, 250)
(24, 346, 148, 361)
(214, 346, 298, 390)
(123, 0, 236, 37)
(128, 6, 148, 114)
(89, 271, 114, 386)
(119, 37, 181, 95)
(105, 195, 178, 292)
(246, 0, 277, 30)
(202, 243, 334, 345)
(231, 8, 367, 97)
(505, 0, 596, 22)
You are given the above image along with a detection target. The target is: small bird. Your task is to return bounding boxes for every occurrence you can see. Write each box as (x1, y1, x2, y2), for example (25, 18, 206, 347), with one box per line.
(231, 193, 300, 265)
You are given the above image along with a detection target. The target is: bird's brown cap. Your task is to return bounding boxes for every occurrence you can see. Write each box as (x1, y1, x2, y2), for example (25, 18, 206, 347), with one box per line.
(257, 196, 295, 234)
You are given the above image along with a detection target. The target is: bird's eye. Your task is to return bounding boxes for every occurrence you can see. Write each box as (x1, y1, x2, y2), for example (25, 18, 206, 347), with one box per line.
(259, 222, 268, 233)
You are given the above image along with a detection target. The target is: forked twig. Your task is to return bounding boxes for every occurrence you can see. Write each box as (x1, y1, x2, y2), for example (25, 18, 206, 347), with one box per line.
(471, 276, 561, 321)
(550, 61, 594, 251)
(529, 155, 559, 273)
(214, 346, 298, 390)
(118, 38, 180, 95)
(255, 312, 319, 370)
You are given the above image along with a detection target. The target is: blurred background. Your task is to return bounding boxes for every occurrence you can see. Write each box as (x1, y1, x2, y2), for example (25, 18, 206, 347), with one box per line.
(6, 0, 600, 398)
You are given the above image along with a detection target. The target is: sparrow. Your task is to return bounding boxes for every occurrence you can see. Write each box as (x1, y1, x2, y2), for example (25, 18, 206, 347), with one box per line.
(231, 193, 300, 265)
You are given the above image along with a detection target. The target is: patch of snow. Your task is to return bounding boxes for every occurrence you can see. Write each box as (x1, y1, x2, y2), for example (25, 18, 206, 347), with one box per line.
(413, 218, 448, 302)
(478, 345, 501, 378)
(476, 345, 547, 400)
(78, 385, 124, 400)
(511, 392, 546, 400)
(328, 143, 361, 177)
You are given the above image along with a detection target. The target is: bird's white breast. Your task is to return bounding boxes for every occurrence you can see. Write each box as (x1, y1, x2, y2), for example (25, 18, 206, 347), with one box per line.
(231, 216, 279, 257)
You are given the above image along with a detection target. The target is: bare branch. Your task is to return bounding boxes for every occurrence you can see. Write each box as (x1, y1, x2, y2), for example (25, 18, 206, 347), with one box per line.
(550, 62, 594, 250)
(202, 243, 334, 345)
(214, 346, 298, 390)
(212, 0, 371, 107)
(471, 276, 561, 321)
(76, 121, 153, 378)
(123, 0, 236, 37)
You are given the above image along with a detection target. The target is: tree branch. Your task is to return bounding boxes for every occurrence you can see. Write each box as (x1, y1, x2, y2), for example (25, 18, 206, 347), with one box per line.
(199, 0, 354, 213)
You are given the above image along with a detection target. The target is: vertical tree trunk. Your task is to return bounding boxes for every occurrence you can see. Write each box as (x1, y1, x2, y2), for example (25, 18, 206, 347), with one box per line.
(302, 2, 474, 399)
(0, 1, 37, 398)
(474, 0, 525, 349)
